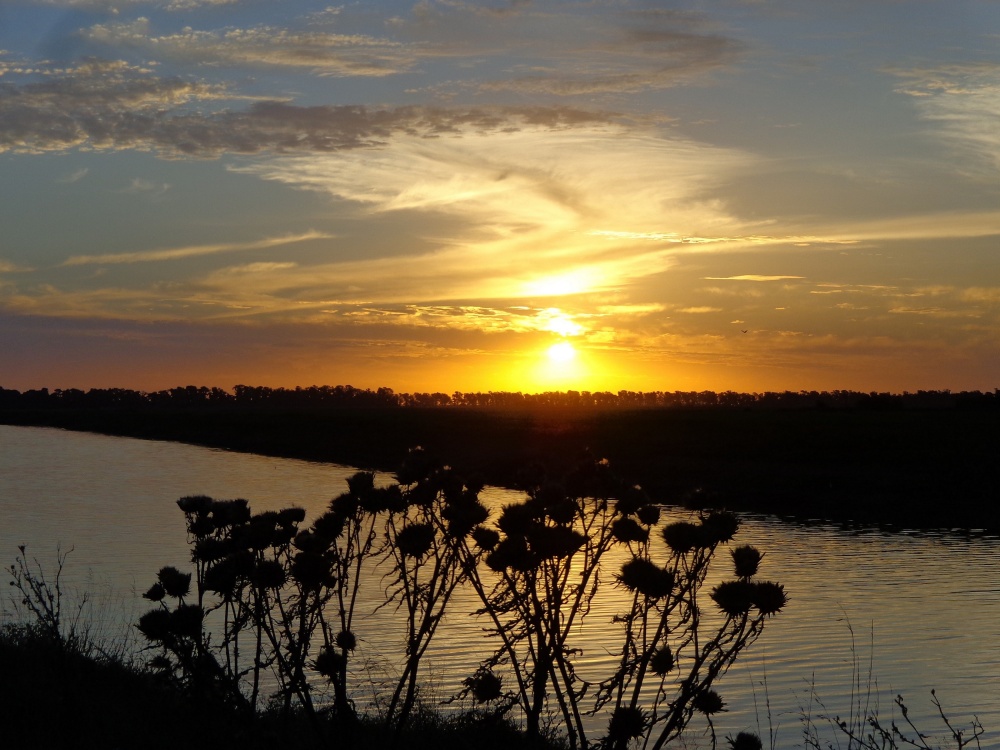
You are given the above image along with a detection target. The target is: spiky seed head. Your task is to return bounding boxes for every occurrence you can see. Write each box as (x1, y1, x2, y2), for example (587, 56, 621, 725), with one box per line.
(527, 524, 586, 559)
(711, 580, 755, 617)
(619, 558, 674, 599)
(277, 507, 306, 526)
(497, 503, 536, 536)
(252, 559, 286, 589)
(471, 526, 501, 551)
(177, 495, 212, 514)
(442, 498, 490, 539)
(290, 551, 333, 591)
(612, 517, 649, 544)
(137, 608, 172, 642)
(314, 646, 345, 678)
(636, 504, 661, 526)
(335, 629, 357, 651)
(157, 566, 191, 599)
(395, 523, 436, 559)
(142, 582, 165, 602)
(650, 646, 675, 675)
(693, 689, 726, 715)
(727, 732, 763, 750)
(607, 706, 646, 740)
(700, 510, 740, 544)
(731, 545, 763, 578)
(466, 671, 503, 703)
(615, 485, 649, 516)
(312, 510, 346, 543)
(751, 581, 787, 616)
(170, 604, 204, 639)
(662, 522, 702, 553)
(346, 471, 376, 497)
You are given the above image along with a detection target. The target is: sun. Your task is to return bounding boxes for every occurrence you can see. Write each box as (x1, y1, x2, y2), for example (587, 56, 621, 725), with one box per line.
(547, 340, 577, 364)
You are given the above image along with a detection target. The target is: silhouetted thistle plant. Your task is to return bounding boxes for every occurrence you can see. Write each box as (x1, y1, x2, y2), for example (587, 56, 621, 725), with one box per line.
(727, 730, 764, 750)
(595, 507, 786, 750)
(731, 545, 763, 579)
(465, 669, 504, 704)
(607, 706, 647, 742)
(458, 452, 627, 750)
(380, 451, 491, 735)
(618, 558, 675, 599)
(135, 451, 784, 750)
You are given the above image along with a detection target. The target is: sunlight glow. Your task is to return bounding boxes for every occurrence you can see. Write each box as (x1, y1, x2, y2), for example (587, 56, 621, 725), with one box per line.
(547, 340, 577, 364)
(522, 270, 595, 297)
(539, 308, 585, 337)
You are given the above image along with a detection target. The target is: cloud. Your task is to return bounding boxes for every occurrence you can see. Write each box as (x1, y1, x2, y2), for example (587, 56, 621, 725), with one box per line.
(0, 63, 612, 155)
(57, 167, 89, 183)
(4, 124, 758, 327)
(890, 63, 1000, 174)
(228, 125, 756, 306)
(478, 25, 743, 95)
(82, 19, 418, 77)
(122, 176, 169, 195)
(0, 260, 32, 273)
(63, 231, 329, 265)
(32, 1, 237, 9)
(704, 275, 805, 281)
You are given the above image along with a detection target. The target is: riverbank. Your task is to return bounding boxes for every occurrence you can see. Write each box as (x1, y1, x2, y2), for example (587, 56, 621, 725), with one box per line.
(2, 404, 997, 531)
(0, 623, 559, 750)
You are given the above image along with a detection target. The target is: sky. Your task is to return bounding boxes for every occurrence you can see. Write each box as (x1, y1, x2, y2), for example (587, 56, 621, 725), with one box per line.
(1, 0, 999, 395)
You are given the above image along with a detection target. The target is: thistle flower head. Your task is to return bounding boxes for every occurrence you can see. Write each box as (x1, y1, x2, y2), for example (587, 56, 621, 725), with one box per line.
(612, 517, 649, 544)
(700, 510, 740, 544)
(170, 604, 204, 639)
(661, 522, 703, 553)
(619, 557, 675, 599)
(137, 608, 172, 642)
(606, 706, 646, 741)
(727, 732, 763, 750)
(465, 670, 503, 703)
(346, 471, 376, 497)
(527, 524, 586, 559)
(711, 580, 755, 617)
(335, 629, 357, 652)
(156, 566, 191, 599)
(751, 581, 787, 616)
(731, 545, 763, 578)
(395, 523, 436, 559)
(314, 646, 345, 678)
(290, 551, 333, 590)
(693, 689, 726, 715)
(471, 526, 500, 551)
(252, 559, 286, 590)
(142, 582, 165, 602)
(636, 504, 661, 526)
(650, 645, 675, 675)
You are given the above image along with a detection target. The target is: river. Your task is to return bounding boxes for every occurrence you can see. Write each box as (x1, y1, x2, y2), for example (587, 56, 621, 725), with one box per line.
(1, 425, 996, 748)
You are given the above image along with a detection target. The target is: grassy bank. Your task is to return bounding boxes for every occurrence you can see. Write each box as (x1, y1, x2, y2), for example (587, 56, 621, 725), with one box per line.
(0, 623, 561, 750)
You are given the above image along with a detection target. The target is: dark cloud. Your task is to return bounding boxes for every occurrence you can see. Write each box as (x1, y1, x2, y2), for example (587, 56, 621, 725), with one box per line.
(0, 62, 614, 156)
(477, 16, 744, 95)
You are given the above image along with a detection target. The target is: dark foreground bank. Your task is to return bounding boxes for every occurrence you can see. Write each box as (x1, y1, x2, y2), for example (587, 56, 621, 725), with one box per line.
(2, 401, 998, 531)
(0, 623, 557, 750)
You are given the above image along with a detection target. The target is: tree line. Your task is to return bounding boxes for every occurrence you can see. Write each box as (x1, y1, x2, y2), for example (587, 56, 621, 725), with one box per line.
(1, 384, 997, 412)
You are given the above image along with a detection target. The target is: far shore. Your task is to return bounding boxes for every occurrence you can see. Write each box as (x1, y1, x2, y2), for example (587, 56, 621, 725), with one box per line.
(2, 400, 997, 533)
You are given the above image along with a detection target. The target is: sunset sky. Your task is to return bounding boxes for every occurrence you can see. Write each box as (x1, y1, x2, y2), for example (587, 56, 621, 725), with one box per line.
(2, 1, 999, 394)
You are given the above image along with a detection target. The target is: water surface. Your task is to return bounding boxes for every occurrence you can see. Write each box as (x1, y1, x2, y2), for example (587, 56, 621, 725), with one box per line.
(1, 425, 996, 747)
